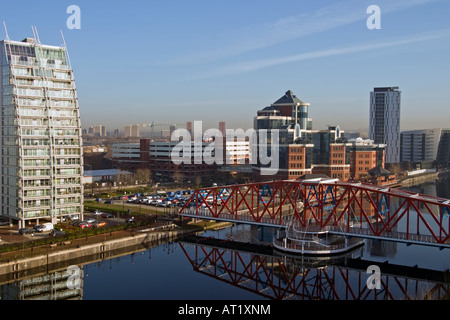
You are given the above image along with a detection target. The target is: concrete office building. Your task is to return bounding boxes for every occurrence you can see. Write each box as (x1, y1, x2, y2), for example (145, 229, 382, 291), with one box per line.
(112, 139, 218, 183)
(401, 128, 450, 166)
(369, 87, 401, 164)
(0, 36, 84, 228)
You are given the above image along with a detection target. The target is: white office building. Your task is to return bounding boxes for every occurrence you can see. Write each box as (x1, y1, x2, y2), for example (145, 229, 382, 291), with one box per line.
(369, 87, 401, 164)
(0, 36, 84, 227)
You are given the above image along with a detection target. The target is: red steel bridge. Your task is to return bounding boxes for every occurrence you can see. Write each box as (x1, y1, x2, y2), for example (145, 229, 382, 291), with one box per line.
(179, 179, 450, 248)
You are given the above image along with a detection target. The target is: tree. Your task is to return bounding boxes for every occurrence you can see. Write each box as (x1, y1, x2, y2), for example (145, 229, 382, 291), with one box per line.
(134, 168, 152, 185)
(173, 169, 184, 186)
(194, 175, 202, 188)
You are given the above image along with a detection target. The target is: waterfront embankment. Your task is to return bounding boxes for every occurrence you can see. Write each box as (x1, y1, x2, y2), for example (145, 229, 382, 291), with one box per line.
(0, 225, 201, 277)
(400, 169, 450, 188)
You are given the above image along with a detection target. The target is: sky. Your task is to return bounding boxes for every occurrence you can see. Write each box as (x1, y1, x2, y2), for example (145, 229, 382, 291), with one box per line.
(1, 0, 449, 134)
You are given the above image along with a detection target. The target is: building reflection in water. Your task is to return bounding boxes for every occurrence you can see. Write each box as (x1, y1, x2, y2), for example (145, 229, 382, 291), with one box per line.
(0, 267, 84, 300)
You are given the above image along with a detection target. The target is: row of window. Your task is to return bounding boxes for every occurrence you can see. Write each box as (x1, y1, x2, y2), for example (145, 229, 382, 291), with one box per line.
(290, 147, 304, 153)
(23, 188, 81, 197)
(24, 197, 81, 208)
(17, 97, 76, 108)
(21, 177, 81, 187)
(15, 79, 72, 89)
(12, 66, 71, 80)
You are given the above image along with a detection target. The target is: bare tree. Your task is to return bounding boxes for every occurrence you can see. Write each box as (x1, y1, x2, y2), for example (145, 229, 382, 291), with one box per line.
(173, 169, 184, 186)
(194, 175, 202, 188)
(134, 168, 152, 185)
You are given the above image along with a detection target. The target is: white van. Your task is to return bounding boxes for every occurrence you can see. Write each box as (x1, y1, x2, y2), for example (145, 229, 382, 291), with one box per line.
(35, 223, 54, 233)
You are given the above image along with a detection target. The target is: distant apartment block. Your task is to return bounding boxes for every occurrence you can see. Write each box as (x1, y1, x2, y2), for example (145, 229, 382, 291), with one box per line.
(0, 37, 84, 227)
(401, 128, 450, 166)
(125, 124, 140, 138)
(92, 125, 106, 137)
(369, 87, 401, 164)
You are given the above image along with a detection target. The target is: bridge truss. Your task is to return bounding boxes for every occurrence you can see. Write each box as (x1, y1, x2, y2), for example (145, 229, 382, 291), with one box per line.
(179, 179, 450, 248)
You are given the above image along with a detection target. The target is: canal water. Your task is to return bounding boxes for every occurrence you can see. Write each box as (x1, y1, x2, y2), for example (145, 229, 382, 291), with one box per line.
(1, 177, 450, 300)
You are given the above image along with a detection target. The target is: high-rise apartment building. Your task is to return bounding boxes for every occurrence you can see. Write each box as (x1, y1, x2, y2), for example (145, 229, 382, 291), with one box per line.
(369, 87, 401, 164)
(0, 37, 84, 228)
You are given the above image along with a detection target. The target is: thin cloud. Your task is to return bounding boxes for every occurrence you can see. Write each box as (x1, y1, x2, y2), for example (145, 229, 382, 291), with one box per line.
(163, 0, 442, 66)
(193, 29, 450, 79)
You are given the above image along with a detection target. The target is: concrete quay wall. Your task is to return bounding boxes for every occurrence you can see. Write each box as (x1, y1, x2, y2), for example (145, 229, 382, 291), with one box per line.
(0, 229, 191, 276)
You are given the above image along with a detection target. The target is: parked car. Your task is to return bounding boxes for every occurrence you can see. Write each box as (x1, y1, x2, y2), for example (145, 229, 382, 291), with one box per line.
(92, 221, 106, 228)
(104, 199, 114, 204)
(19, 228, 35, 235)
(127, 196, 138, 203)
(93, 210, 103, 216)
(79, 221, 93, 229)
(125, 217, 136, 224)
(71, 220, 83, 227)
(49, 229, 66, 237)
(101, 213, 115, 219)
(150, 199, 162, 206)
(34, 223, 54, 233)
(85, 218, 97, 224)
(0, 219, 9, 226)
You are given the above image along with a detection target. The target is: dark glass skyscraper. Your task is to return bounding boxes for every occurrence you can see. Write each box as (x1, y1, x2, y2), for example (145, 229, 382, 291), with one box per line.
(369, 87, 401, 164)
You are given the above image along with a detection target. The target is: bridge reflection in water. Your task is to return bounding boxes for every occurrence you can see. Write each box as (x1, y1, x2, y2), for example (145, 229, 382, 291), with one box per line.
(180, 235, 450, 300)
